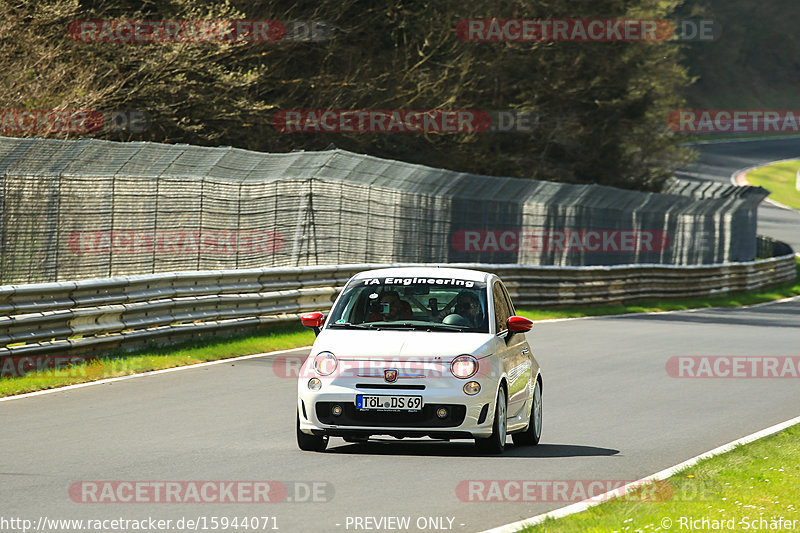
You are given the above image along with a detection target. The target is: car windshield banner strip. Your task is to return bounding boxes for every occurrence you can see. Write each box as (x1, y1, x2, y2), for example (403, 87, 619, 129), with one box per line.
(358, 277, 482, 288)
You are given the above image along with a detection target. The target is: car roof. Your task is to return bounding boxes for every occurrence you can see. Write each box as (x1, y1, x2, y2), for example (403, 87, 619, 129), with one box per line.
(351, 266, 493, 283)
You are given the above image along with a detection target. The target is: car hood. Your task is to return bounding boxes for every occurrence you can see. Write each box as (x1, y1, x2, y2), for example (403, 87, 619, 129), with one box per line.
(313, 329, 494, 361)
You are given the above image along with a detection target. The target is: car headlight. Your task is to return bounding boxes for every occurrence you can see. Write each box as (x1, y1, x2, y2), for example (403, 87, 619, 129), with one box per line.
(313, 351, 338, 376)
(451, 355, 479, 379)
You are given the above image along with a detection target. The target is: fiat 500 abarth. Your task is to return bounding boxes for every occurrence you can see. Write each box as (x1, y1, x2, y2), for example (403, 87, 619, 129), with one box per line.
(296, 267, 542, 454)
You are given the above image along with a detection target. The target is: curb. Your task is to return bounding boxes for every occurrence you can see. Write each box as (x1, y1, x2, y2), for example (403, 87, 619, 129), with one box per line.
(479, 413, 800, 533)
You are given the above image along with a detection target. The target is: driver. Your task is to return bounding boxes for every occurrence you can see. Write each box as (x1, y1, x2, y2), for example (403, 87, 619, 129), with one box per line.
(453, 291, 482, 328)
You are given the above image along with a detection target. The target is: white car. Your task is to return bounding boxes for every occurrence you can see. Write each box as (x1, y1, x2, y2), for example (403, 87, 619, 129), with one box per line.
(296, 267, 542, 454)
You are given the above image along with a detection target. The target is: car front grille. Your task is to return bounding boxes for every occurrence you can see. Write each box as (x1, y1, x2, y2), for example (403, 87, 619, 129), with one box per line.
(315, 402, 466, 427)
(355, 383, 426, 390)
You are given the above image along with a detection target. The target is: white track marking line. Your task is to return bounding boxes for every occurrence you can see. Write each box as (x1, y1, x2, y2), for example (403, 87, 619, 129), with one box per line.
(480, 413, 800, 533)
(0, 346, 311, 403)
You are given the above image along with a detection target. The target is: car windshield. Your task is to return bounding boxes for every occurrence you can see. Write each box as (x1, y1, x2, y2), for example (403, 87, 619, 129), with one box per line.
(327, 276, 489, 333)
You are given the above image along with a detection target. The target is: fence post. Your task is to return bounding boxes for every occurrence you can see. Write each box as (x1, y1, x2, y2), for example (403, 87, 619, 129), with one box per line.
(198, 177, 205, 271)
(0, 172, 5, 285)
(108, 173, 116, 278)
(54, 172, 62, 282)
(236, 181, 242, 270)
(152, 174, 160, 274)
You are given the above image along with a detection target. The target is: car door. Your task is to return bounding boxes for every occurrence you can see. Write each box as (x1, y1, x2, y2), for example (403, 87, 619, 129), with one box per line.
(494, 280, 532, 419)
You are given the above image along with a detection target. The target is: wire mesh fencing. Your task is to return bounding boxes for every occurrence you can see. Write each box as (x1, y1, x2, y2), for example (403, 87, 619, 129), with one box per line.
(0, 136, 772, 284)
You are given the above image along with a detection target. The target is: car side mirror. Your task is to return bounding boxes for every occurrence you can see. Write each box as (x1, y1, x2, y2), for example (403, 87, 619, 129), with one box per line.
(506, 316, 533, 337)
(301, 312, 325, 336)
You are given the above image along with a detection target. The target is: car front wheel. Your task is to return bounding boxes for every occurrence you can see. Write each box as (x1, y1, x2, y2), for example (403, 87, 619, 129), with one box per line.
(296, 410, 328, 452)
(475, 387, 507, 454)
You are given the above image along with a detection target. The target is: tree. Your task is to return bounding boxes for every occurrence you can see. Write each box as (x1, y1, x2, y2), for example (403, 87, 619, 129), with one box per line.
(0, 0, 694, 191)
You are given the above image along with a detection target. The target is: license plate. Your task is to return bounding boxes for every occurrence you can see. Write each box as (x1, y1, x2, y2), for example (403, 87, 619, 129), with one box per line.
(355, 394, 423, 411)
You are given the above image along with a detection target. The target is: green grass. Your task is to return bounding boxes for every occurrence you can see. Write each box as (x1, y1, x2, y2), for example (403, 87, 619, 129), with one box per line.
(683, 132, 800, 144)
(517, 258, 800, 321)
(1, 259, 797, 397)
(519, 422, 800, 532)
(0, 324, 315, 397)
(746, 160, 800, 210)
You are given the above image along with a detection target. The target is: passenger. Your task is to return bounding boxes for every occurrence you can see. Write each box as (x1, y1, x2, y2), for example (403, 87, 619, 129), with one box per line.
(368, 290, 413, 321)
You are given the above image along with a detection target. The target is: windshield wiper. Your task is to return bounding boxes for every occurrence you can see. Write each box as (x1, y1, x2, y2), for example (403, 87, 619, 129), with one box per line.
(328, 322, 381, 329)
(376, 322, 470, 331)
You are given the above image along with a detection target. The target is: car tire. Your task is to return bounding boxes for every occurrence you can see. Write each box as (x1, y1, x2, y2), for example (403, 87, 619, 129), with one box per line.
(512, 379, 542, 446)
(296, 410, 328, 452)
(475, 387, 507, 454)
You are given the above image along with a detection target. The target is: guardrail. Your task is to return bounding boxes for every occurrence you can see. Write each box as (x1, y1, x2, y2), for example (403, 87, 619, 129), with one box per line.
(757, 235, 795, 259)
(0, 249, 795, 361)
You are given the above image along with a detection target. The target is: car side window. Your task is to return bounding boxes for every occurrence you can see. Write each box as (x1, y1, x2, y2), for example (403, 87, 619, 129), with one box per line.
(500, 282, 516, 316)
(493, 280, 511, 333)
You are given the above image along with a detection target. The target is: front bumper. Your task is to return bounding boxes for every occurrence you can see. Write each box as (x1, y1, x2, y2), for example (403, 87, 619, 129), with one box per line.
(297, 379, 498, 439)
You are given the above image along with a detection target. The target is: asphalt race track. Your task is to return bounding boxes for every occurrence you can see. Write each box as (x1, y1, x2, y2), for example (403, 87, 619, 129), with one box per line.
(675, 137, 800, 250)
(1, 139, 799, 533)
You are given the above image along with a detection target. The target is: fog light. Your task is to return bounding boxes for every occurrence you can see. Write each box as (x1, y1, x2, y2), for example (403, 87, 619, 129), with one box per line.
(308, 378, 321, 391)
(436, 407, 448, 419)
(463, 381, 481, 395)
(331, 404, 343, 416)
